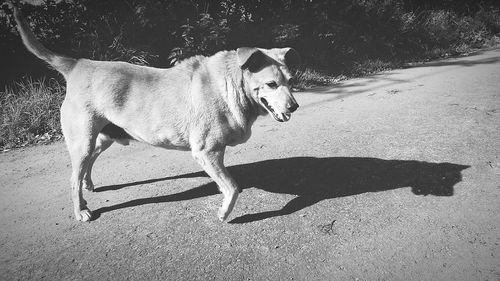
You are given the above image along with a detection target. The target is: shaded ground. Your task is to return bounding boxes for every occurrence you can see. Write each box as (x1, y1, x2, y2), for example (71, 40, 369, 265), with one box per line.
(1, 49, 499, 281)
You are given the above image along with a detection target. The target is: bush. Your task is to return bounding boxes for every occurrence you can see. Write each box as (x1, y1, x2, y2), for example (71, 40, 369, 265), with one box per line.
(169, 12, 230, 64)
(0, 77, 65, 150)
(1, 0, 499, 77)
(418, 10, 487, 53)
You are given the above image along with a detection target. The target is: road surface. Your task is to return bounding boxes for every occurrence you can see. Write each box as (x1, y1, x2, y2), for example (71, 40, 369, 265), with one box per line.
(1, 49, 500, 280)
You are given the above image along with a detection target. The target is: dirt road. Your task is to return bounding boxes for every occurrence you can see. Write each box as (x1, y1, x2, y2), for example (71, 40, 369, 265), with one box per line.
(1, 49, 499, 281)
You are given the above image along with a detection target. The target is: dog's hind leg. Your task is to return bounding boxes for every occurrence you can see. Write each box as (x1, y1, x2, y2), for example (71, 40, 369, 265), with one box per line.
(192, 148, 239, 221)
(82, 133, 114, 192)
(61, 101, 104, 222)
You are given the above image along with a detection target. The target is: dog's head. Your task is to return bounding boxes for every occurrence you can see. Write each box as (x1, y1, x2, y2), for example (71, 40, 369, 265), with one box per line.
(237, 47, 300, 122)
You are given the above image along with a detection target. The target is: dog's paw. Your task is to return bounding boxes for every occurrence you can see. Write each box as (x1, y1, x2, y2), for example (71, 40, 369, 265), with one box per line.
(217, 208, 229, 222)
(82, 180, 95, 192)
(75, 209, 92, 222)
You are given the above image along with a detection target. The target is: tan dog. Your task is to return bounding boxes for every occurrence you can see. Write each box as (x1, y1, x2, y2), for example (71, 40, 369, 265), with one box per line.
(13, 6, 299, 222)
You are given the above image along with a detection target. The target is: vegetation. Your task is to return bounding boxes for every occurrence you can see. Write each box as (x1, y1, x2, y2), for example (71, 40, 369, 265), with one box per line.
(0, 0, 499, 150)
(1, 78, 64, 149)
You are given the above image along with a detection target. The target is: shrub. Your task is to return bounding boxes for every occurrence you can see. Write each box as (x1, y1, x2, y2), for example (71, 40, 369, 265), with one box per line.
(0, 77, 65, 150)
(169, 12, 230, 64)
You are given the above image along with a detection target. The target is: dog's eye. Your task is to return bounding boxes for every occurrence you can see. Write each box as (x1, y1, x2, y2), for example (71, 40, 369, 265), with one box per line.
(266, 81, 278, 89)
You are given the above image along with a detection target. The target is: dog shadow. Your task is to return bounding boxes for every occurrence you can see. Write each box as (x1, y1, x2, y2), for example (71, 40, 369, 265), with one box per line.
(93, 157, 469, 223)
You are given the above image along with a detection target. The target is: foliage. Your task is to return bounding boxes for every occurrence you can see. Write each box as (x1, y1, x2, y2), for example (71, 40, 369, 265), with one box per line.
(1, 0, 499, 82)
(0, 77, 65, 150)
(170, 12, 230, 64)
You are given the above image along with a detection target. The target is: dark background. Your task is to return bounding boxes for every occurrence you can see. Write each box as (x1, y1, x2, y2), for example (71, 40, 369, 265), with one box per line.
(1, 0, 499, 87)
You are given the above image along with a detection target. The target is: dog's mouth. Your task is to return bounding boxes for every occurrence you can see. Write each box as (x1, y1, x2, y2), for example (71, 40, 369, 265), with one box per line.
(260, 98, 291, 122)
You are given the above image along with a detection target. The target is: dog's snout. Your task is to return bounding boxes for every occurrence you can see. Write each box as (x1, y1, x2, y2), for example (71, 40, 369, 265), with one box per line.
(288, 102, 299, 113)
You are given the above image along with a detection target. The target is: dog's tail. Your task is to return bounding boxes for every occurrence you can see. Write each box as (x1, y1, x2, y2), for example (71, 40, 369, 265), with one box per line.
(12, 4, 77, 77)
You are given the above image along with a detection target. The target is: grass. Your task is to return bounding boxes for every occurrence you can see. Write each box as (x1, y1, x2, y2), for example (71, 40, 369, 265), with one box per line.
(292, 68, 346, 90)
(0, 77, 65, 151)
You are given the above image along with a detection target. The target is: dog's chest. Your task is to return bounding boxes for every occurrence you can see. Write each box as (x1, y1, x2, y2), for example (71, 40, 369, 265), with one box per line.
(224, 122, 252, 147)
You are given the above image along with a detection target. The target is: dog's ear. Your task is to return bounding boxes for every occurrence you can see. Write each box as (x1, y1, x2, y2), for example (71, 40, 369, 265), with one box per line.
(283, 48, 301, 70)
(237, 47, 266, 72)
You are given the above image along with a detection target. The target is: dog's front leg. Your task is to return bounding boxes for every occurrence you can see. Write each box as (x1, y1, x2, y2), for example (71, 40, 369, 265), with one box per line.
(192, 148, 239, 221)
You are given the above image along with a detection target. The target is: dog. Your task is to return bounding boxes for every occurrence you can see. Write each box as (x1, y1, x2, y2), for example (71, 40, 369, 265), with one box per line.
(12, 5, 300, 222)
